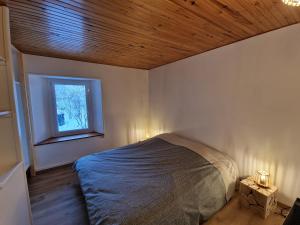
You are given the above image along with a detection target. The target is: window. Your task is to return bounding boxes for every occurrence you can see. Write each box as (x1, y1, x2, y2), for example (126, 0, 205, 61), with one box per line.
(28, 74, 104, 144)
(51, 79, 92, 136)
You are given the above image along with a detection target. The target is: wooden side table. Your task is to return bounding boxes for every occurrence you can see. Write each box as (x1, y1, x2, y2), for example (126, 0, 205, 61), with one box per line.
(239, 176, 278, 218)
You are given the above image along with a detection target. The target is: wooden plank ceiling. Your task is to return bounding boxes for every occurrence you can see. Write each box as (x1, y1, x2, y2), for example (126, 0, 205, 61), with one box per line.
(2, 0, 300, 69)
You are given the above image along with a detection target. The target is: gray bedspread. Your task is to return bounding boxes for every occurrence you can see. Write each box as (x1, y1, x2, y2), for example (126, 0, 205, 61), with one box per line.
(75, 137, 227, 225)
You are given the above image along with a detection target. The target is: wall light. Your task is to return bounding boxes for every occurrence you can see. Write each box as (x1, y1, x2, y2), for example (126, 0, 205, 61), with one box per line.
(255, 170, 271, 188)
(282, 0, 300, 6)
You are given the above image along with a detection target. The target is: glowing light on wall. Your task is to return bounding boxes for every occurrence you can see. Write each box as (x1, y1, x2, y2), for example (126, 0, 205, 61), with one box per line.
(282, 0, 300, 6)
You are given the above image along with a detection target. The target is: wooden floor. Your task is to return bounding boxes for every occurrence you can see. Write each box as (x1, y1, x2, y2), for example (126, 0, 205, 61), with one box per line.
(28, 165, 286, 225)
(28, 165, 89, 225)
(204, 197, 285, 225)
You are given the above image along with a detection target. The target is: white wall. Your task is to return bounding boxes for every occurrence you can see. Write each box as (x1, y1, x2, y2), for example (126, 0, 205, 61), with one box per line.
(149, 23, 300, 205)
(91, 80, 104, 133)
(23, 54, 149, 171)
(28, 75, 51, 144)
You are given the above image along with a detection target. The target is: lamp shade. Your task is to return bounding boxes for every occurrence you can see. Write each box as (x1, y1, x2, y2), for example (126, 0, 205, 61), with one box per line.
(255, 170, 270, 188)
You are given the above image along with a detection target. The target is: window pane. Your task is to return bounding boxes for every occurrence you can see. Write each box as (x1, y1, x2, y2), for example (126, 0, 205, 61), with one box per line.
(54, 84, 89, 132)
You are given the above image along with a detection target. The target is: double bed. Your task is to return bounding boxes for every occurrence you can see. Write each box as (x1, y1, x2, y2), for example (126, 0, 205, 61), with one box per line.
(74, 133, 238, 225)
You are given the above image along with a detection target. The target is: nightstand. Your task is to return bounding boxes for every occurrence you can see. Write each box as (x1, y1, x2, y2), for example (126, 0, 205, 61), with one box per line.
(239, 176, 278, 218)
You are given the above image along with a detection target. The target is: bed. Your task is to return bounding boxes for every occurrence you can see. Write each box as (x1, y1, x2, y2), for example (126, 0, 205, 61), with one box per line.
(74, 133, 238, 225)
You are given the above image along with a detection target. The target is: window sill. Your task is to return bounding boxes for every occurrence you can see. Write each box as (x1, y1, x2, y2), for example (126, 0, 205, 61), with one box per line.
(34, 132, 104, 146)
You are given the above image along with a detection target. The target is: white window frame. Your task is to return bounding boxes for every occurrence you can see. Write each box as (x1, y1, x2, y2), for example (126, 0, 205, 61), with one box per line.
(50, 79, 93, 137)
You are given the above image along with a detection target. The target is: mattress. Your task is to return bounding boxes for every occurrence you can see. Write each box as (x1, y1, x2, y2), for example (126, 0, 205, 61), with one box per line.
(74, 133, 238, 225)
